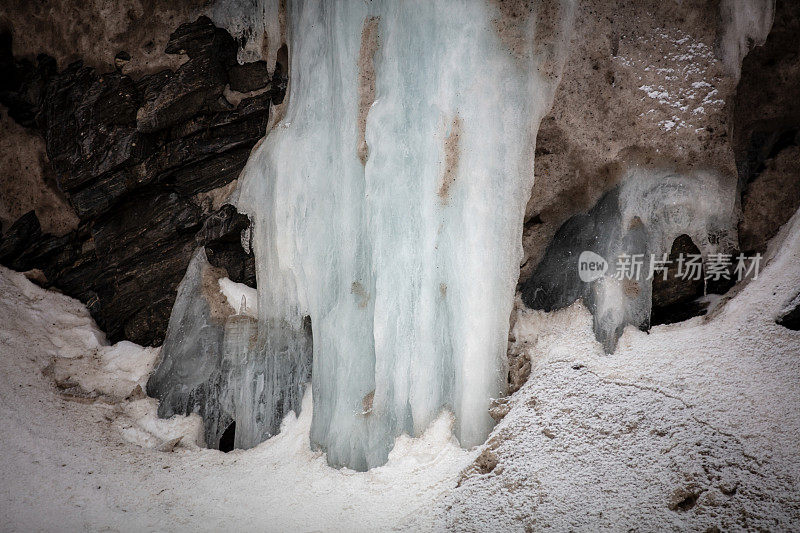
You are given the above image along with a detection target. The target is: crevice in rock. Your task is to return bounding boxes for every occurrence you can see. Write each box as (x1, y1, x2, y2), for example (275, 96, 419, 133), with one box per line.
(776, 293, 800, 330)
(733, 0, 800, 255)
(219, 421, 236, 453)
(651, 235, 707, 326)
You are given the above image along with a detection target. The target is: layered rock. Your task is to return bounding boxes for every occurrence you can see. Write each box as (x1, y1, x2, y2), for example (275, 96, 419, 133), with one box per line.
(0, 16, 282, 345)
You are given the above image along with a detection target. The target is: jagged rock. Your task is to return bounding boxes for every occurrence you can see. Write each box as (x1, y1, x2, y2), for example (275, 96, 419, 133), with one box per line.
(197, 204, 256, 287)
(228, 61, 270, 93)
(0, 17, 277, 345)
(196, 203, 249, 244)
(136, 54, 229, 133)
(0, 211, 42, 266)
(135, 17, 238, 133)
(164, 16, 237, 62)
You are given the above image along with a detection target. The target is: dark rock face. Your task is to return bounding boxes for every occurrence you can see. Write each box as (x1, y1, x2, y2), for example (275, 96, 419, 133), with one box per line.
(0, 16, 282, 345)
(521, 187, 651, 353)
(777, 295, 800, 331)
(228, 61, 271, 93)
(734, 0, 800, 254)
(650, 235, 707, 326)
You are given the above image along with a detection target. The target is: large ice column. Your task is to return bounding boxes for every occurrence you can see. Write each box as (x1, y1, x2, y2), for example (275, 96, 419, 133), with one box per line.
(236, 0, 572, 469)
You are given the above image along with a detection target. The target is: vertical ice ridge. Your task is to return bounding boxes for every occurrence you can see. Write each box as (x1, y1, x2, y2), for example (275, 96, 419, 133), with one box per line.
(147, 249, 231, 449)
(231, 0, 572, 469)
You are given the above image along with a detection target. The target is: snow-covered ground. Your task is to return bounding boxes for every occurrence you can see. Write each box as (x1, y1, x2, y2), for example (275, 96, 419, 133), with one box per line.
(435, 209, 800, 531)
(0, 266, 473, 532)
(1, 208, 799, 531)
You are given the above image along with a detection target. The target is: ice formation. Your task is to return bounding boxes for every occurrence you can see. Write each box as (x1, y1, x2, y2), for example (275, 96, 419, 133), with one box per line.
(522, 166, 738, 352)
(228, 0, 574, 470)
(210, 0, 285, 66)
(147, 249, 231, 448)
(147, 248, 310, 449)
(152, 0, 574, 469)
(718, 0, 775, 78)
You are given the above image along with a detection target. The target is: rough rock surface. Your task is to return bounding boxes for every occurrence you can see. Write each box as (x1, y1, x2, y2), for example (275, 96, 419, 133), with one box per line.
(0, 16, 281, 345)
(734, 0, 800, 254)
(521, 0, 743, 283)
(519, 0, 787, 284)
(0, 108, 78, 235)
(0, 0, 206, 77)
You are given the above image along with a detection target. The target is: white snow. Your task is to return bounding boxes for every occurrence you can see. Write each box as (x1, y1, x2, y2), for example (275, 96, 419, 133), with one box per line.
(1, 204, 799, 528)
(431, 207, 800, 530)
(619, 27, 726, 132)
(0, 265, 472, 531)
(218, 277, 258, 317)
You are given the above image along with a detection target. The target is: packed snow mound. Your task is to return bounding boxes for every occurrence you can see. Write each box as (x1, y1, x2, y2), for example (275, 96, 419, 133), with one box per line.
(0, 263, 473, 531)
(219, 277, 258, 317)
(1, 209, 798, 530)
(0, 265, 204, 449)
(432, 207, 800, 530)
(48, 341, 160, 400)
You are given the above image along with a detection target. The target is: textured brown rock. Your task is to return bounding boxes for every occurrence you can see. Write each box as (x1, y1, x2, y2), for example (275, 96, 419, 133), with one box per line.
(521, 0, 750, 283)
(0, 109, 78, 235)
(0, 0, 205, 77)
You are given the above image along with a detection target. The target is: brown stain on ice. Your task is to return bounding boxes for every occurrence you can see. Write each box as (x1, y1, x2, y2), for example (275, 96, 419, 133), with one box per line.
(438, 115, 462, 203)
(351, 281, 370, 308)
(623, 278, 641, 299)
(357, 16, 380, 165)
(362, 390, 374, 415)
(201, 262, 235, 324)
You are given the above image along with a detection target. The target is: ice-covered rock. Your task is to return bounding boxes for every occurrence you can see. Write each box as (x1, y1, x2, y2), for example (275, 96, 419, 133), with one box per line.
(522, 167, 738, 352)
(146, 248, 234, 449)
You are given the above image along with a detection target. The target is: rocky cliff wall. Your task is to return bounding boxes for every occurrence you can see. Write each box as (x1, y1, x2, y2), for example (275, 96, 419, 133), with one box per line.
(0, 15, 284, 345)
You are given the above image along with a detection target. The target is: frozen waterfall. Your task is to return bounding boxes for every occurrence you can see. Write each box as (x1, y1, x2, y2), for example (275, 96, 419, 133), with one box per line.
(152, 0, 573, 470)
